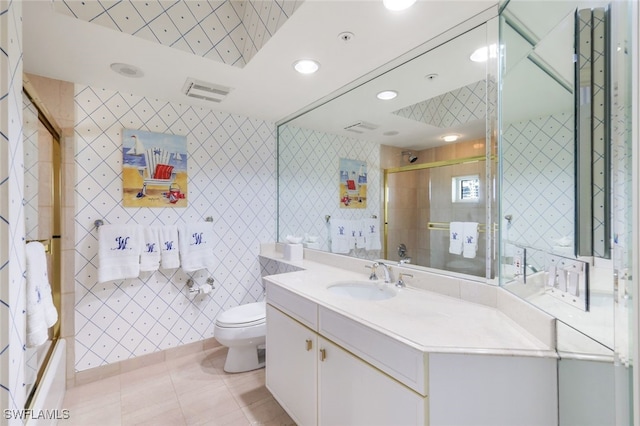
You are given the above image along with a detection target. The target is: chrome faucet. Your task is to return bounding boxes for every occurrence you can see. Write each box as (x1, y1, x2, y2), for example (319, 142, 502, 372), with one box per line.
(376, 262, 394, 283)
(396, 273, 413, 288)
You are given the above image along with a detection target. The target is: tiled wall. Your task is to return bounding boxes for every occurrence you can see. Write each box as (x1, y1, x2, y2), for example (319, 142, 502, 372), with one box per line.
(73, 86, 276, 371)
(1, 0, 27, 416)
(277, 125, 381, 256)
(393, 80, 486, 128)
(54, 0, 303, 68)
(502, 112, 574, 253)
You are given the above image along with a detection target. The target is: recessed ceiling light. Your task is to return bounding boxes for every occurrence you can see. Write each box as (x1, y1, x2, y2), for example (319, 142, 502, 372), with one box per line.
(110, 62, 144, 78)
(383, 0, 417, 11)
(442, 134, 460, 142)
(293, 59, 320, 74)
(376, 90, 398, 100)
(470, 44, 498, 62)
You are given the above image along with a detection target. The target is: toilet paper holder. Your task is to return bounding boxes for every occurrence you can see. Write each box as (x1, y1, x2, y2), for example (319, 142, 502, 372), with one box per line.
(187, 277, 215, 294)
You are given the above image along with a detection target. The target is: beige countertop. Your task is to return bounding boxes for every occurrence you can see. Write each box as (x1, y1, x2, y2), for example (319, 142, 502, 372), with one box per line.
(260, 244, 557, 358)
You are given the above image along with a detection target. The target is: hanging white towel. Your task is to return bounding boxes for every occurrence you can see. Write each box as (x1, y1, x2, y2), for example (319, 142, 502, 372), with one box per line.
(98, 224, 143, 283)
(330, 219, 353, 254)
(449, 222, 464, 255)
(352, 220, 365, 249)
(159, 225, 180, 269)
(140, 226, 161, 272)
(178, 222, 216, 272)
(25, 241, 58, 348)
(363, 218, 381, 251)
(462, 222, 479, 259)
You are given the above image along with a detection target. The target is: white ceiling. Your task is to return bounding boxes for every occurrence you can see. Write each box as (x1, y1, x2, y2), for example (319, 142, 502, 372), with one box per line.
(23, 0, 497, 127)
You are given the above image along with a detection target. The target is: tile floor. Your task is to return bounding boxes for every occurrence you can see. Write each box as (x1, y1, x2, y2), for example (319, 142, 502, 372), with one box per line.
(62, 347, 295, 425)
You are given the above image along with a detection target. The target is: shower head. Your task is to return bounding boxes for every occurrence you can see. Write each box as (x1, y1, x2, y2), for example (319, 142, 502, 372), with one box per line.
(402, 151, 418, 163)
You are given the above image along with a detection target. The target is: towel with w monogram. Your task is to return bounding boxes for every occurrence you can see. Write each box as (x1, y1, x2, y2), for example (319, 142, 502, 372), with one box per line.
(98, 224, 144, 283)
(178, 221, 216, 272)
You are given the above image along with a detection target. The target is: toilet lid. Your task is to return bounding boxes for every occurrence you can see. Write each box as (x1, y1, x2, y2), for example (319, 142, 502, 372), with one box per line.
(216, 301, 265, 327)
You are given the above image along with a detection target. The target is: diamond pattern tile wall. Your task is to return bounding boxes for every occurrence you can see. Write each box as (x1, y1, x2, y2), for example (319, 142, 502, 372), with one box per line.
(74, 85, 276, 371)
(54, 0, 303, 67)
(1, 0, 27, 414)
(278, 125, 381, 257)
(502, 112, 574, 252)
(393, 80, 486, 127)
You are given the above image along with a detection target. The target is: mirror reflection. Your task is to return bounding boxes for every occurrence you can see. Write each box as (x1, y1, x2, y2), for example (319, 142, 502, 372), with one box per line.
(500, 0, 634, 421)
(278, 22, 498, 279)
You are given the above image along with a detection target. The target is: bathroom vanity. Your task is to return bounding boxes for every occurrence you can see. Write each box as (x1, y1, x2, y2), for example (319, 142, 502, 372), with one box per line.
(262, 246, 559, 426)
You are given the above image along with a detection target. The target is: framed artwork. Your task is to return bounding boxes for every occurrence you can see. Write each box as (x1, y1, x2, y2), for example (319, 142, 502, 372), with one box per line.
(339, 158, 367, 209)
(122, 129, 188, 207)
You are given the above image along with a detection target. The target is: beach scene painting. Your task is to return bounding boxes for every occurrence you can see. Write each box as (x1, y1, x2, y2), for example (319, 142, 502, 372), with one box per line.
(339, 158, 367, 209)
(122, 129, 188, 208)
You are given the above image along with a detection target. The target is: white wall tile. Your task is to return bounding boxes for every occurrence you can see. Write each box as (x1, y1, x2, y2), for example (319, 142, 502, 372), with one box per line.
(73, 85, 276, 371)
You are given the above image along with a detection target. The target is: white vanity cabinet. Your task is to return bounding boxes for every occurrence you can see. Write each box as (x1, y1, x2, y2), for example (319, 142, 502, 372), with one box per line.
(265, 275, 558, 426)
(266, 304, 426, 426)
(318, 336, 426, 425)
(266, 282, 426, 426)
(266, 304, 317, 426)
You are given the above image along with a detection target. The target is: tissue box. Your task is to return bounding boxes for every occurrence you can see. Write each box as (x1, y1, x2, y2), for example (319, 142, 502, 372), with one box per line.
(284, 243, 303, 261)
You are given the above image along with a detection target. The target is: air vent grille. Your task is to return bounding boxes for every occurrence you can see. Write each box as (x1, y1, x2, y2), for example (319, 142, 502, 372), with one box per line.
(344, 121, 379, 133)
(182, 78, 231, 103)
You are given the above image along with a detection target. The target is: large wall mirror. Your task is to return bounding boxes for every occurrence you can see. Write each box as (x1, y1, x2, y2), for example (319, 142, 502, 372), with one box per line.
(499, 0, 634, 422)
(277, 17, 499, 282)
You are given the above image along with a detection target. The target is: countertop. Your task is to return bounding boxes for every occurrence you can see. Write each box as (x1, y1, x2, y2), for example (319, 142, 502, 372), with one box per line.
(260, 246, 557, 358)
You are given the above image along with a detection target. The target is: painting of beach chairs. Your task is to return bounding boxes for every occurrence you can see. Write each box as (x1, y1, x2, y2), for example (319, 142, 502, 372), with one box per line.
(339, 158, 367, 209)
(122, 129, 188, 207)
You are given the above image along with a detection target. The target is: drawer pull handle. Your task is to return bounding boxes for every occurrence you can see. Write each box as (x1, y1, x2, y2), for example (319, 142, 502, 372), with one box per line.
(319, 348, 326, 361)
(305, 339, 312, 351)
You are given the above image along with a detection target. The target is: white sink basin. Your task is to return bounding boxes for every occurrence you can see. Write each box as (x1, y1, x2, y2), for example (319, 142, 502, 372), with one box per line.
(327, 281, 397, 301)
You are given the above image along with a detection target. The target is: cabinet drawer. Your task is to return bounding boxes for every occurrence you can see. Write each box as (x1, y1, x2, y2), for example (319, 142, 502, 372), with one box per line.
(265, 279, 318, 330)
(319, 306, 428, 396)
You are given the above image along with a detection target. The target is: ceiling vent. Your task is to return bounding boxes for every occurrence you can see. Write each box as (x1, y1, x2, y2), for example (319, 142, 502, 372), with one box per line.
(343, 121, 379, 133)
(182, 78, 231, 103)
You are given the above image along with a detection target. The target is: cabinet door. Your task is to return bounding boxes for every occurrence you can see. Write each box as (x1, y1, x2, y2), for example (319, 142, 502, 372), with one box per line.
(318, 337, 426, 426)
(266, 304, 318, 426)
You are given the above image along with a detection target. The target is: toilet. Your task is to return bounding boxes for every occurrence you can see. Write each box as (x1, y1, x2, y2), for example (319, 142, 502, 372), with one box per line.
(214, 300, 266, 373)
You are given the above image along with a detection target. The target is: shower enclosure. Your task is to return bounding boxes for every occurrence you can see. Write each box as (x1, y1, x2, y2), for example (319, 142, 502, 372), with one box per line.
(23, 78, 63, 407)
(384, 155, 488, 278)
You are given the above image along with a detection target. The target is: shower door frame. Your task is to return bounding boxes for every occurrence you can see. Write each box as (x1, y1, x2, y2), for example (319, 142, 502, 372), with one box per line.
(383, 154, 492, 277)
(23, 79, 63, 407)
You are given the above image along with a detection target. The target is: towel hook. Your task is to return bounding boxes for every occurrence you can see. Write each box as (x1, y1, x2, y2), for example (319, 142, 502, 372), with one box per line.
(94, 219, 104, 229)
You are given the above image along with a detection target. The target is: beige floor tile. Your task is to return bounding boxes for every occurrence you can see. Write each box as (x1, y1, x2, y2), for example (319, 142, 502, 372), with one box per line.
(121, 374, 177, 414)
(65, 392, 122, 426)
(168, 357, 227, 396)
(263, 411, 297, 426)
(193, 407, 253, 426)
(65, 349, 290, 426)
(224, 369, 271, 408)
(240, 396, 289, 425)
(178, 380, 243, 424)
(121, 397, 184, 426)
(63, 375, 121, 406)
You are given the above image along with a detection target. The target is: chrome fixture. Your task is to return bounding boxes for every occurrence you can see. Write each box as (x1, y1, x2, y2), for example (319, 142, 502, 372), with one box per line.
(376, 262, 394, 283)
(396, 273, 413, 288)
(366, 263, 378, 280)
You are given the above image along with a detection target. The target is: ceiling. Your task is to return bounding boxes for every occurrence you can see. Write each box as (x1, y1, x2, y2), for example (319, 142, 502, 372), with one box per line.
(23, 0, 497, 126)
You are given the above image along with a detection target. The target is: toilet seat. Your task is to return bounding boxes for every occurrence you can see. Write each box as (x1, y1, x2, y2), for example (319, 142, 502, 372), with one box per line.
(215, 301, 265, 328)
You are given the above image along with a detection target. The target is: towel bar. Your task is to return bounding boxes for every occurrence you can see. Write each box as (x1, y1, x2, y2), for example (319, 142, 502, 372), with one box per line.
(427, 222, 494, 233)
